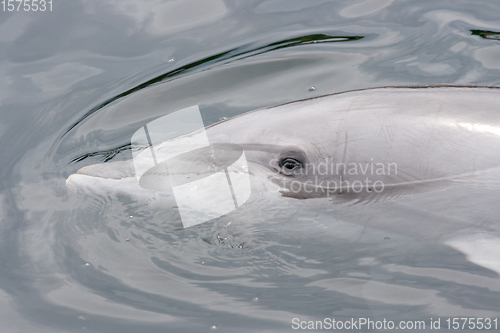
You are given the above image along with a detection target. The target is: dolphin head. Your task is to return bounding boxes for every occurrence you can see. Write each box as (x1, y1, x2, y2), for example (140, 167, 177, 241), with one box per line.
(202, 86, 500, 201)
(68, 86, 500, 205)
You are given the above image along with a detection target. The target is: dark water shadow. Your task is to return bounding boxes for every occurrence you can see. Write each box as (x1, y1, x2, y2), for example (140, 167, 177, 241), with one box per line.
(471, 29, 500, 40)
(70, 143, 137, 163)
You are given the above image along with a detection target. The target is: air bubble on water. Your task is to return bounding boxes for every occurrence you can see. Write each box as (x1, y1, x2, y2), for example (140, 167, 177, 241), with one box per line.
(309, 86, 316, 91)
(84, 263, 90, 266)
(253, 297, 259, 302)
(168, 58, 175, 62)
(219, 116, 228, 121)
(126, 238, 130, 242)
(129, 215, 133, 218)
(211, 325, 217, 330)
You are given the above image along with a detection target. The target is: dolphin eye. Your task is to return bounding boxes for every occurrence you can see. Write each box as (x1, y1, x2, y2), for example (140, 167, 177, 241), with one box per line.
(280, 158, 302, 171)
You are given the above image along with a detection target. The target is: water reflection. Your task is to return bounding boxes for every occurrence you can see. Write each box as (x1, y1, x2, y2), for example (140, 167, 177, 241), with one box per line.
(62, 33, 364, 137)
(2, 0, 500, 332)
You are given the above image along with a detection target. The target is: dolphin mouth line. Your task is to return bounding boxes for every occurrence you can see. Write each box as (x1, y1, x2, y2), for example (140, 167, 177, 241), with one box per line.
(268, 172, 482, 201)
(74, 171, 131, 180)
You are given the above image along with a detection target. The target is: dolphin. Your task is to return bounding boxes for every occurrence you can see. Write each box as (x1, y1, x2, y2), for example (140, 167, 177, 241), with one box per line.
(67, 85, 500, 202)
(66, 85, 500, 272)
(63, 85, 500, 319)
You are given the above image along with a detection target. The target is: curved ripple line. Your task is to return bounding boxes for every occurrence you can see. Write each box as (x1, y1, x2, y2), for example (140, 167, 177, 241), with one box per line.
(61, 33, 365, 138)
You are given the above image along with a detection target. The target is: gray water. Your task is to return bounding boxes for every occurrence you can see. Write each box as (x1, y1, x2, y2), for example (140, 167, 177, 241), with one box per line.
(2, 1, 500, 332)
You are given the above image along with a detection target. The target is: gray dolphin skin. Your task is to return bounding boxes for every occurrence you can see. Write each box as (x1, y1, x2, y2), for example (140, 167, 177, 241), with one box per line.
(67, 85, 500, 203)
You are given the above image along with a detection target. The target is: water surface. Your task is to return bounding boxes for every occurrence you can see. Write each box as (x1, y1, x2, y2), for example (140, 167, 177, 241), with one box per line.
(2, 0, 500, 332)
